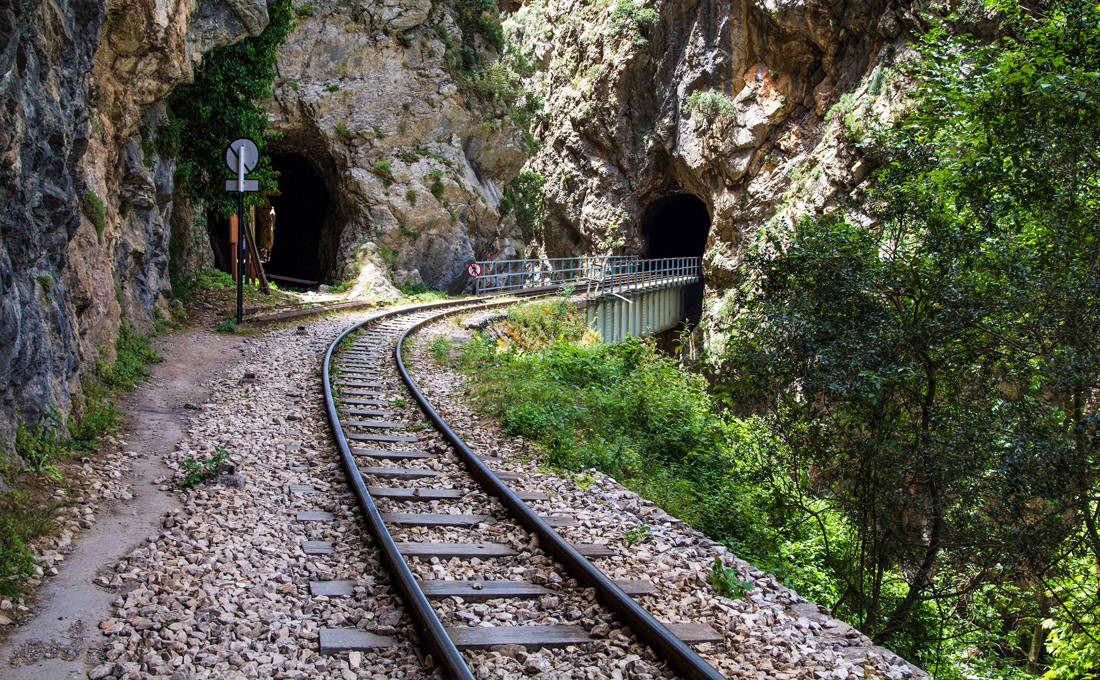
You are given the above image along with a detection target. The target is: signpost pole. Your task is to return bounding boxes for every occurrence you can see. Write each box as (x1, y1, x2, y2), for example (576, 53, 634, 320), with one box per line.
(236, 147, 246, 325)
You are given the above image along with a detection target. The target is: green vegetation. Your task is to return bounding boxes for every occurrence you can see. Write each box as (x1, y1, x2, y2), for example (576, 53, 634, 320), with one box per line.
(684, 90, 736, 119)
(372, 161, 395, 186)
(709, 556, 752, 599)
(405, 188, 417, 206)
(36, 275, 52, 293)
(610, 0, 659, 46)
(396, 282, 447, 301)
(499, 171, 546, 241)
(179, 446, 230, 488)
(95, 324, 163, 392)
(161, 0, 293, 217)
(714, 2, 1100, 676)
(427, 168, 446, 200)
(81, 189, 106, 237)
(2, 324, 161, 596)
(215, 319, 238, 334)
(623, 524, 651, 547)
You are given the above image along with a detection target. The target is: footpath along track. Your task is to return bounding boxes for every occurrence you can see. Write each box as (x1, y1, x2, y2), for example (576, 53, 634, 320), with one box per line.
(320, 295, 728, 679)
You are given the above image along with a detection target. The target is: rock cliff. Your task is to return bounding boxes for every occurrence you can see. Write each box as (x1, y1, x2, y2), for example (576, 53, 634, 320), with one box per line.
(264, 0, 534, 293)
(1, 0, 920, 445)
(0, 0, 265, 447)
(506, 0, 918, 323)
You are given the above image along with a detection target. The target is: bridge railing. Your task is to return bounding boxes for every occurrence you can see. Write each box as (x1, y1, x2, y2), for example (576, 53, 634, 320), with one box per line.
(473, 256, 701, 296)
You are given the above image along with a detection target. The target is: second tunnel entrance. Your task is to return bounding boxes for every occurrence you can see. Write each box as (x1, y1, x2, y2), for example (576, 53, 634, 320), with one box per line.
(641, 193, 710, 320)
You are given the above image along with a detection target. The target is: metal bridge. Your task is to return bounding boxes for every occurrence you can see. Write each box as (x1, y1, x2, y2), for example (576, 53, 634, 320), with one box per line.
(472, 256, 702, 341)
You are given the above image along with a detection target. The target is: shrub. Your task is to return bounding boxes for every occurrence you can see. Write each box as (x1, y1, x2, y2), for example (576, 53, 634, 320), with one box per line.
(372, 161, 394, 186)
(684, 90, 736, 119)
(179, 446, 230, 487)
(82, 190, 106, 237)
(610, 0, 659, 46)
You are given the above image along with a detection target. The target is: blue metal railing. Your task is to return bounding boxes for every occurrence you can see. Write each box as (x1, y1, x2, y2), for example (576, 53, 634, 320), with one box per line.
(473, 256, 700, 296)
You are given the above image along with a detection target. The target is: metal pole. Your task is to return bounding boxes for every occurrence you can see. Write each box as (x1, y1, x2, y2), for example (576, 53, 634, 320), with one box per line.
(236, 147, 245, 324)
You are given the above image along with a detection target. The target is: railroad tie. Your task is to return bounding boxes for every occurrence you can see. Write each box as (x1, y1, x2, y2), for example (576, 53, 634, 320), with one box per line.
(342, 420, 405, 429)
(366, 486, 548, 501)
(342, 409, 394, 418)
(318, 629, 394, 654)
(361, 467, 440, 479)
(418, 580, 655, 599)
(445, 625, 593, 649)
(310, 580, 355, 597)
(296, 511, 335, 521)
(345, 432, 418, 444)
(341, 398, 389, 407)
(352, 448, 432, 460)
(381, 512, 490, 527)
(302, 540, 334, 555)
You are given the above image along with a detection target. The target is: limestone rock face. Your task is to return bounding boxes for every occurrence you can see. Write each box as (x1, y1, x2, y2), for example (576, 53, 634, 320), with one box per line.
(508, 0, 917, 321)
(265, 0, 531, 293)
(0, 0, 264, 445)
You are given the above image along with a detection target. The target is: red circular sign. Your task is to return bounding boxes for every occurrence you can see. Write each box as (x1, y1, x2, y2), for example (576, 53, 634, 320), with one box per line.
(466, 262, 482, 278)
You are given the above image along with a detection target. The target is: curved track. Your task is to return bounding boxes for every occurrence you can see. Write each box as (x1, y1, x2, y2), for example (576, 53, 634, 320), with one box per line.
(323, 295, 727, 680)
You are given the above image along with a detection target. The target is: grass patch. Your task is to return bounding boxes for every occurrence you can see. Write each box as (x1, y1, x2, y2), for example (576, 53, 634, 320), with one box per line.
(95, 324, 163, 391)
(1, 322, 161, 596)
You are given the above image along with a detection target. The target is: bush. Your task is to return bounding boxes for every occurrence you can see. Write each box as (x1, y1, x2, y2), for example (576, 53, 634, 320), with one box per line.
(372, 161, 394, 186)
(82, 189, 106, 237)
(501, 171, 546, 241)
(610, 0, 659, 46)
(684, 91, 736, 119)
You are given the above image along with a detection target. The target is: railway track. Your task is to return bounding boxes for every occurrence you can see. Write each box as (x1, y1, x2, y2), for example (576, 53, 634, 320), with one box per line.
(320, 295, 727, 679)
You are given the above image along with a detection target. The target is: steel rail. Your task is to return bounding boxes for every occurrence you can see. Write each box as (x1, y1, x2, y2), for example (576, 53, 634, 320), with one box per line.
(394, 309, 728, 680)
(323, 292, 552, 680)
(323, 296, 496, 680)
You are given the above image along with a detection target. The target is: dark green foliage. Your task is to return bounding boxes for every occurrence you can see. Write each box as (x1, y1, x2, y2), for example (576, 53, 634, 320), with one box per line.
(451, 0, 503, 53)
(372, 161, 394, 186)
(14, 412, 68, 482)
(501, 171, 546, 240)
(718, 1, 1100, 674)
(163, 0, 294, 216)
(0, 488, 51, 597)
(81, 189, 106, 237)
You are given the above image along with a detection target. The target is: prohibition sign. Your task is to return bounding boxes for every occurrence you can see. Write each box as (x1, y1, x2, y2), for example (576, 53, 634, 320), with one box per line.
(466, 262, 482, 278)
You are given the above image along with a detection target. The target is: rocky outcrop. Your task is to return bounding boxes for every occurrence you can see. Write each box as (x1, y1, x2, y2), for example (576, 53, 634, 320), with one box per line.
(0, 0, 265, 447)
(265, 0, 532, 292)
(506, 0, 919, 319)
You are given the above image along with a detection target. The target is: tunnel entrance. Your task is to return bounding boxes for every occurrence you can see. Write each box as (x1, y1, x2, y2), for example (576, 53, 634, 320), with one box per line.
(642, 192, 710, 321)
(265, 154, 332, 286)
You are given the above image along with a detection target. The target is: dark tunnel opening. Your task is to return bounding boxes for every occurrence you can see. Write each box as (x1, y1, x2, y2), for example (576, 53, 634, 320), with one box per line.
(642, 192, 710, 321)
(265, 154, 332, 285)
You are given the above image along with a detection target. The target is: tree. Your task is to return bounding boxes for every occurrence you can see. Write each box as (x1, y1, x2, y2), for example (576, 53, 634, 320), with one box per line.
(719, 0, 1100, 672)
(162, 0, 293, 216)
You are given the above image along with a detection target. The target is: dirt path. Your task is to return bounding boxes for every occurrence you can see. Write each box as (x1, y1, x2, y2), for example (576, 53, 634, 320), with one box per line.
(0, 330, 245, 680)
